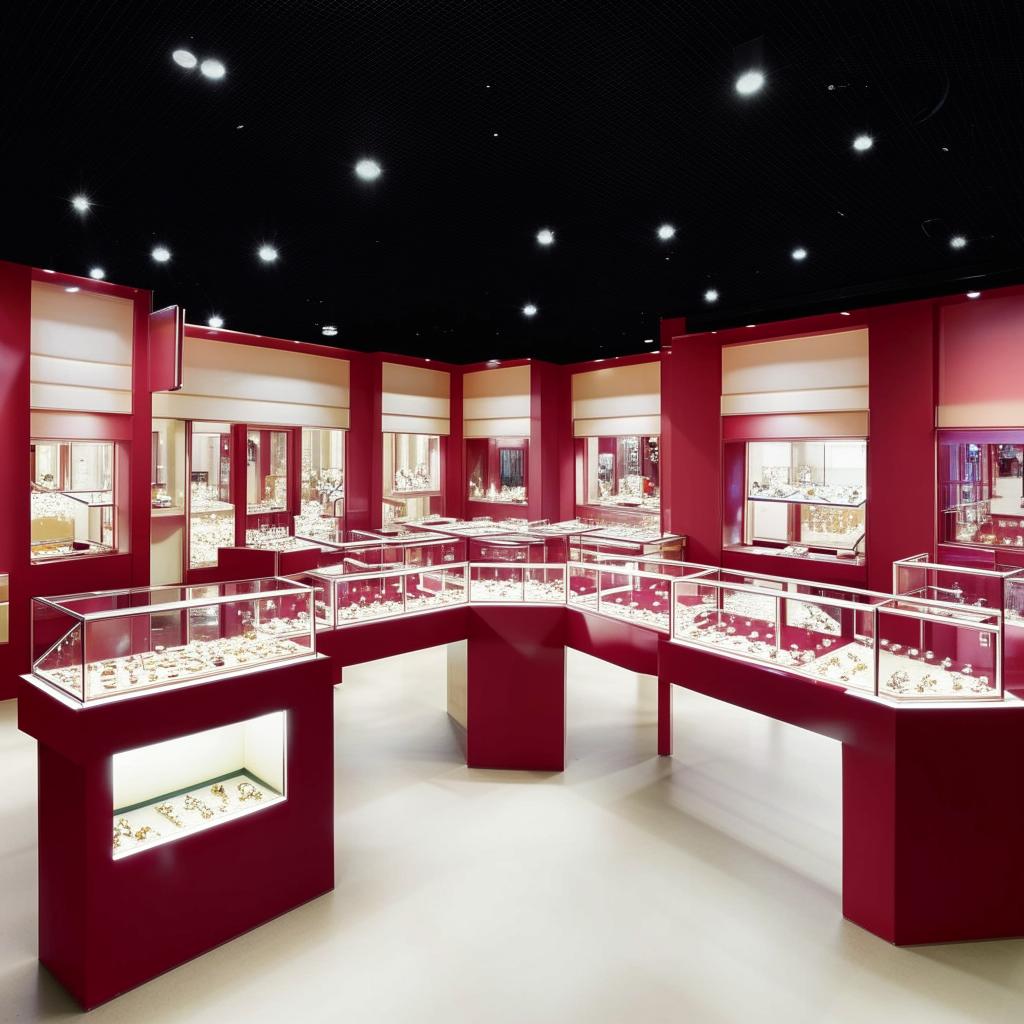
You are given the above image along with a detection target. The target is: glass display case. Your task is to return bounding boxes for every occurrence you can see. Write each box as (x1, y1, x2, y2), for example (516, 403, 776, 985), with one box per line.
(151, 419, 186, 511)
(294, 510, 344, 543)
(568, 559, 695, 632)
(580, 435, 660, 511)
(296, 427, 345, 540)
(469, 563, 567, 603)
(111, 712, 285, 858)
(568, 519, 685, 562)
(939, 434, 1024, 549)
(30, 439, 116, 562)
(468, 533, 548, 564)
(243, 527, 321, 554)
(892, 554, 1022, 612)
(190, 424, 234, 569)
(466, 437, 528, 505)
(731, 439, 867, 558)
(247, 428, 290, 514)
(383, 432, 441, 522)
(31, 578, 316, 704)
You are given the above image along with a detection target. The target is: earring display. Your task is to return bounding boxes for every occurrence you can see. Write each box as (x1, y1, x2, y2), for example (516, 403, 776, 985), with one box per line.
(32, 580, 316, 703)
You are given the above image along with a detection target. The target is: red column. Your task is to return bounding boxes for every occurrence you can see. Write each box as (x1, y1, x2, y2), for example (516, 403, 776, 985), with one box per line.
(345, 352, 378, 531)
(446, 369, 464, 519)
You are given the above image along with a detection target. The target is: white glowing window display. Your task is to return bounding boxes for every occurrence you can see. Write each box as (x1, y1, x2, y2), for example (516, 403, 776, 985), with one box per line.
(30, 440, 116, 562)
(190, 425, 234, 569)
(247, 428, 290, 514)
(382, 431, 441, 523)
(466, 437, 528, 505)
(939, 437, 1024, 549)
(151, 419, 186, 510)
(296, 427, 345, 539)
(582, 435, 660, 510)
(111, 712, 285, 858)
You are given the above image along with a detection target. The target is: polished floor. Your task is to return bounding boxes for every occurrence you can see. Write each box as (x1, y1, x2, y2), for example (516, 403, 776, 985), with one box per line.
(2, 647, 1024, 1022)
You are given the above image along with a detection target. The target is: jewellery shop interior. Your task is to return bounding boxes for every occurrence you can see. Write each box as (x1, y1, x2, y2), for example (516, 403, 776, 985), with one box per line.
(6, 5, 1024, 1022)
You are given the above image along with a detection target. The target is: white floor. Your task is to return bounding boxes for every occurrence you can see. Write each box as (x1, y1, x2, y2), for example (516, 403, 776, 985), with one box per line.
(2, 647, 1024, 1022)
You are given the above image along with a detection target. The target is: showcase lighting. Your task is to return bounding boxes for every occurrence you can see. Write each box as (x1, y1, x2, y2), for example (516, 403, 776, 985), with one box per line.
(321, 325, 338, 337)
(89, 267, 106, 280)
(258, 245, 279, 263)
(151, 246, 171, 263)
(172, 49, 197, 69)
(71, 194, 91, 214)
(522, 303, 538, 317)
(355, 159, 382, 181)
(735, 69, 765, 96)
(208, 315, 224, 328)
(536, 228, 555, 246)
(852, 134, 874, 152)
(966, 291, 981, 299)
(703, 288, 719, 303)
(199, 58, 226, 80)
(656, 223, 676, 241)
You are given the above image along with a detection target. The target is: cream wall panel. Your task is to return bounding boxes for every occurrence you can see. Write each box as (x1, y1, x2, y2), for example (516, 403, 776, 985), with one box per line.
(381, 392, 450, 419)
(571, 362, 660, 420)
(572, 415, 662, 437)
(31, 282, 134, 366)
(152, 392, 349, 429)
(721, 329, 868, 416)
(464, 417, 531, 438)
(463, 364, 531, 400)
(30, 382, 132, 415)
(382, 414, 451, 435)
(383, 362, 450, 401)
(936, 402, 1024, 428)
(462, 394, 531, 420)
(721, 386, 870, 417)
(31, 354, 133, 391)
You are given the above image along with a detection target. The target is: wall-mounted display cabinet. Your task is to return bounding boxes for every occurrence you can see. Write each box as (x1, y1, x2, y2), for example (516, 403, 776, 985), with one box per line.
(189, 424, 235, 570)
(297, 426, 345, 537)
(30, 439, 117, 562)
(579, 435, 660, 513)
(383, 432, 441, 523)
(467, 437, 528, 505)
(246, 428, 290, 515)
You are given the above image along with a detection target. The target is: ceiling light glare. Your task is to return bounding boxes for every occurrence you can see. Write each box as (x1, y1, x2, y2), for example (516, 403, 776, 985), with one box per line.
(852, 133, 874, 152)
(64, 286, 80, 293)
(791, 246, 808, 261)
(966, 291, 981, 299)
(536, 228, 555, 246)
(88, 267, 105, 280)
(199, 58, 226, 80)
(643, 338, 655, 344)
(703, 288, 719, 303)
(207, 315, 224, 328)
(656, 223, 676, 241)
(355, 158, 382, 181)
(950, 235, 967, 250)
(151, 245, 171, 263)
(735, 69, 765, 96)
(172, 49, 197, 69)
(321, 325, 338, 337)
(258, 244, 279, 262)
(840, 310, 851, 316)
(71, 194, 91, 213)
(522, 303, 538, 317)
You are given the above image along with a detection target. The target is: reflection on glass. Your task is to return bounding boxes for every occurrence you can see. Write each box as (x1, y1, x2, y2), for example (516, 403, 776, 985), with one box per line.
(466, 437, 528, 504)
(190, 424, 234, 569)
(583, 435, 660, 510)
(30, 439, 116, 561)
(247, 428, 289, 514)
(939, 437, 1024, 549)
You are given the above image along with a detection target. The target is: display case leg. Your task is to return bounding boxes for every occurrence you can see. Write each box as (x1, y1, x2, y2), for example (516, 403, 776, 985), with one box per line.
(657, 677, 673, 756)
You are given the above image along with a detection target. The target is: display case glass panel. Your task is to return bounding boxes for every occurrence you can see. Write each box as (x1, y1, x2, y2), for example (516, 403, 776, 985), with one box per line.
(243, 527, 321, 553)
(297, 427, 344, 537)
(151, 419, 186, 511)
(469, 563, 567, 603)
(568, 559, 696, 632)
(939, 436, 1024, 549)
(325, 564, 468, 624)
(466, 437, 528, 504)
(738, 439, 867, 557)
(111, 712, 285, 858)
(30, 439, 116, 562)
(32, 578, 315, 704)
(568, 519, 684, 562)
(892, 554, 1021, 612)
(581, 435, 660, 511)
(468, 533, 547, 564)
(247, 428, 290, 514)
(190, 424, 234, 569)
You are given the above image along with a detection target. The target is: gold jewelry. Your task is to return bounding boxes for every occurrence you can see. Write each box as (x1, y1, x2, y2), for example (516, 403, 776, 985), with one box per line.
(210, 783, 229, 811)
(116, 816, 133, 837)
(155, 802, 184, 827)
(133, 825, 159, 842)
(184, 794, 215, 819)
(237, 781, 263, 802)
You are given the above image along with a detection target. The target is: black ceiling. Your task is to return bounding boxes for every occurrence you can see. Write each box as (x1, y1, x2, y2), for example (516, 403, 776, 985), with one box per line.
(3, 0, 1024, 363)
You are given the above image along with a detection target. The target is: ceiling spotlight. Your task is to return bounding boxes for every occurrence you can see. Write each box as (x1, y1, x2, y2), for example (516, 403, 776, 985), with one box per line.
(151, 245, 171, 263)
(88, 267, 105, 280)
(643, 338, 655, 344)
(258, 244, 279, 262)
(735, 69, 766, 96)
(172, 49, 197, 69)
(321, 325, 338, 337)
(950, 235, 967, 250)
(71, 194, 91, 214)
(207, 315, 224, 328)
(703, 288, 719, 303)
(852, 134, 874, 152)
(522, 303, 538, 317)
(355, 158, 382, 181)
(64, 286, 80, 293)
(840, 310, 851, 316)
(791, 246, 808, 261)
(966, 291, 981, 299)
(657, 223, 676, 241)
(199, 58, 226, 80)
(536, 228, 555, 246)
(746, 324, 757, 328)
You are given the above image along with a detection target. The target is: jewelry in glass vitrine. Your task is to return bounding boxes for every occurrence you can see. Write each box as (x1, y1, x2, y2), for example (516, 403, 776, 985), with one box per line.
(237, 781, 263, 802)
(133, 825, 159, 842)
(156, 802, 184, 827)
(210, 783, 229, 811)
(184, 794, 215, 819)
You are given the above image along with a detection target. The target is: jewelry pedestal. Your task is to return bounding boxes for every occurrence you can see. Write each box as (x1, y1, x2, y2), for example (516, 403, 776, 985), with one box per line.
(465, 605, 566, 771)
(18, 655, 335, 1009)
(658, 642, 1024, 945)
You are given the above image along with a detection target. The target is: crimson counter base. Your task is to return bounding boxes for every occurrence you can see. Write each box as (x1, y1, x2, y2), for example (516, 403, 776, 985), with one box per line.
(658, 641, 1024, 946)
(18, 655, 335, 1010)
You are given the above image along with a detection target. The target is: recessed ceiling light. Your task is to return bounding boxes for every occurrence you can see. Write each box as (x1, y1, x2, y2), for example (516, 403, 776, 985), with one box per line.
(355, 158, 382, 181)
(950, 235, 967, 250)
(735, 69, 765, 96)
(172, 49, 197, 69)
(321, 325, 338, 337)
(966, 291, 981, 299)
(840, 310, 851, 316)
(64, 286, 80, 293)
(208, 315, 224, 328)
(643, 338, 655, 344)
(71, 194, 91, 214)
(199, 58, 226, 80)
(258, 244, 279, 262)
(703, 288, 719, 303)
(536, 228, 555, 246)
(852, 133, 874, 152)
(522, 303, 538, 317)
(151, 245, 171, 263)
(746, 324, 756, 328)
(88, 267, 105, 280)
(656, 223, 676, 241)
(791, 246, 808, 261)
